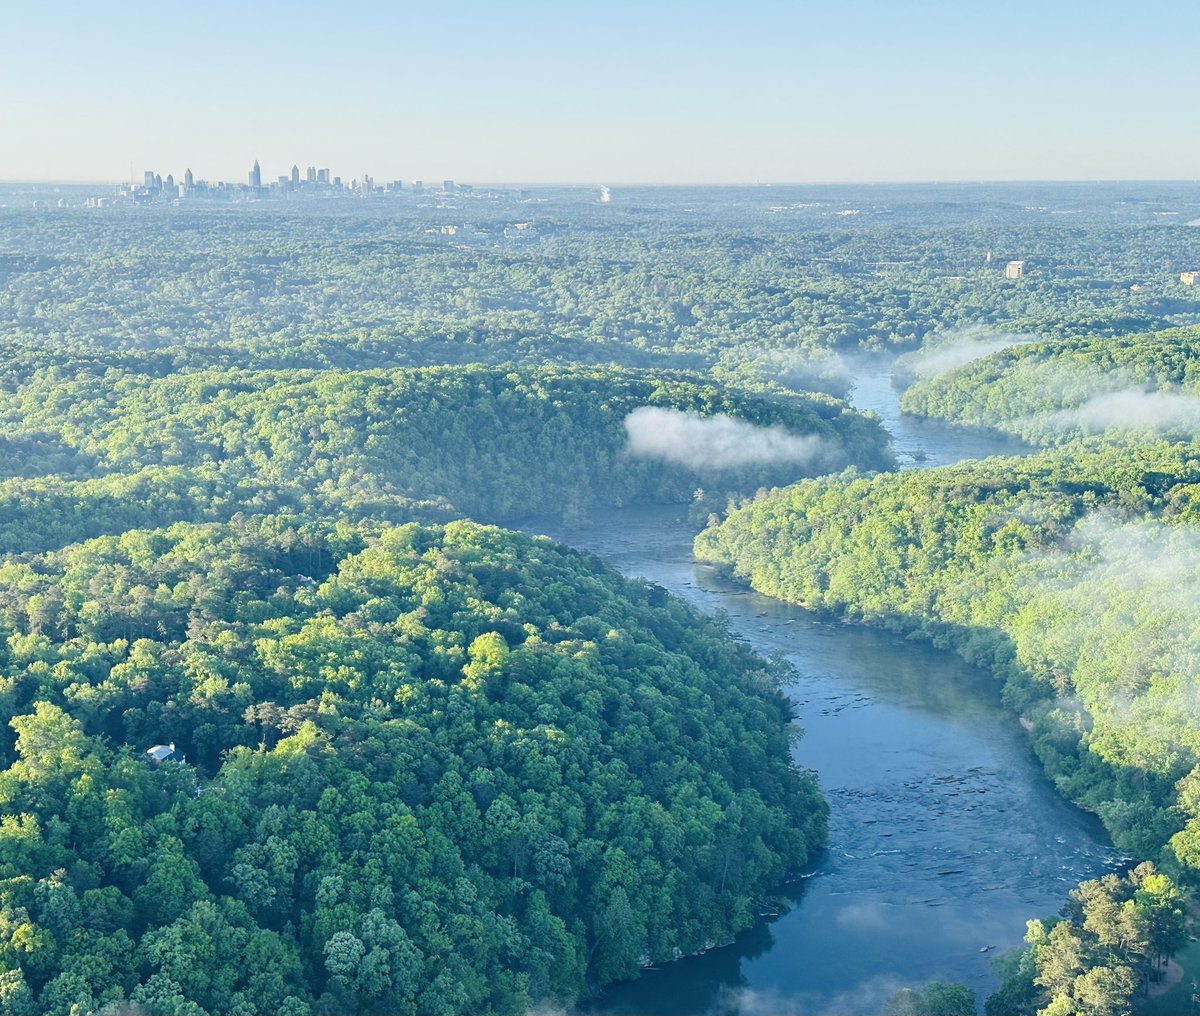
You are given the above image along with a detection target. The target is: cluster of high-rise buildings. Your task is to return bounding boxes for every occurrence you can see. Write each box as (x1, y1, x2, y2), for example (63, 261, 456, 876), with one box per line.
(124, 161, 472, 203)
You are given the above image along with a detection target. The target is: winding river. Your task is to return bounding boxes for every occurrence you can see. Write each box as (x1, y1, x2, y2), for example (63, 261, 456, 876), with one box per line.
(525, 360, 1120, 1014)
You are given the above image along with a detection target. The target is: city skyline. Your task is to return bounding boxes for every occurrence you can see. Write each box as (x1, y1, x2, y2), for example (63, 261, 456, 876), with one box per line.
(2, 0, 1199, 184)
(123, 159, 474, 199)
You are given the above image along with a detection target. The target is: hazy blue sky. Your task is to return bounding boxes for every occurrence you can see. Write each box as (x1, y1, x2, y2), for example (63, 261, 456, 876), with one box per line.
(2, 0, 1195, 183)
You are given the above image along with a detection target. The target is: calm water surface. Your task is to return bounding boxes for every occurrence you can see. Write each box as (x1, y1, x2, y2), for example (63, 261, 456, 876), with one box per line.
(845, 356, 1031, 468)
(522, 362, 1116, 1014)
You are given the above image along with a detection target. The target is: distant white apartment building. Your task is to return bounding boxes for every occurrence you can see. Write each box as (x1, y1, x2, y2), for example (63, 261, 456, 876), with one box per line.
(1005, 260, 1025, 279)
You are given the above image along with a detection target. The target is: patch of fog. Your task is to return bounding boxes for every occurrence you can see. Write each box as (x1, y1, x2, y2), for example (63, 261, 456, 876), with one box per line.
(720, 348, 852, 397)
(623, 407, 832, 472)
(895, 326, 1039, 385)
(1026, 387, 1200, 438)
(761, 350, 851, 395)
(906, 348, 1200, 442)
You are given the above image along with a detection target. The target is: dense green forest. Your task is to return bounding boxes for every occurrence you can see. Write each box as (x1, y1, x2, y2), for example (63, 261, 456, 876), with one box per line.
(5, 184, 1200, 386)
(900, 325, 1200, 444)
(0, 516, 825, 1013)
(0, 363, 891, 540)
(4, 183, 1200, 1013)
(0, 194, 904, 1014)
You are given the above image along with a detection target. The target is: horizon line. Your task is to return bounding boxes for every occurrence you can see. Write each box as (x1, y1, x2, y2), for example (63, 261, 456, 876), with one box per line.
(3, 177, 1200, 188)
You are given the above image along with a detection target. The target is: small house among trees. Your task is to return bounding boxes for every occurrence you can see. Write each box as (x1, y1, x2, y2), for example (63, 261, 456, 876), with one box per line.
(144, 742, 183, 764)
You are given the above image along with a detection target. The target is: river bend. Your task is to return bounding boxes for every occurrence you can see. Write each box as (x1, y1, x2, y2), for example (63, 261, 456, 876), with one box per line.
(529, 362, 1114, 1014)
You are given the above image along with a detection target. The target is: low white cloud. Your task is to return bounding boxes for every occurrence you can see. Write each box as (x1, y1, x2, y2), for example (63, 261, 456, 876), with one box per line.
(1038, 388, 1200, 436)
(624, 407, 830, 472)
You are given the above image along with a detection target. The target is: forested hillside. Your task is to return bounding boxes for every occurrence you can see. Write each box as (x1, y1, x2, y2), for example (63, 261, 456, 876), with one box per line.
(900, 325, 1200, 444)
(0, 195, 922, 1015)
(0, 364, 891, 539)
(696, 440, 1200, 869)
(0, 516, 825, 1014)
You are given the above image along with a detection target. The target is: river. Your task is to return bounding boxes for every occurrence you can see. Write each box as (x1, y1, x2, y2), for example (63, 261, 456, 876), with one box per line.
(843, 354, 1031, 469)
(523, 360, 1120, 1014)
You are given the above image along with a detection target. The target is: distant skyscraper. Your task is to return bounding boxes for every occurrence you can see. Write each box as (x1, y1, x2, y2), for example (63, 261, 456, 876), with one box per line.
(317, 168, 330, 184)
(184, 168, 194, 189)
(291, 165, 300, 188)
(143, 170, 155, 189)
(250, 160, 262, 188)
(443, 180, 455, 193)
(306, 165, 317, 184)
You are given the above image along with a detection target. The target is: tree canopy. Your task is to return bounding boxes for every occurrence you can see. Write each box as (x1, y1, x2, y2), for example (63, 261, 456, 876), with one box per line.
(0, 516, 826, 1013)
(900, 325, 1200, 445)
(0, 363, 891, 546)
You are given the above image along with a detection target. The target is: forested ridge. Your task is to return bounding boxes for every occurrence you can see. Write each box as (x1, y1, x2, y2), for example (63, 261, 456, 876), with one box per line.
(900, 325, 1200, 443)
(0, 359, 859, 1013)
(0, 363, 891, 541)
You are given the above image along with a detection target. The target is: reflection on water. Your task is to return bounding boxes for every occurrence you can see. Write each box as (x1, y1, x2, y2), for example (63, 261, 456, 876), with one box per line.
(521, 368, 1106, 1015)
